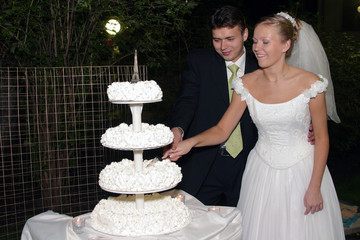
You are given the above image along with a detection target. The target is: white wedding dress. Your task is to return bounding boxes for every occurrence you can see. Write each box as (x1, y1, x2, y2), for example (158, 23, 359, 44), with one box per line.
(233, 76, 345, 240)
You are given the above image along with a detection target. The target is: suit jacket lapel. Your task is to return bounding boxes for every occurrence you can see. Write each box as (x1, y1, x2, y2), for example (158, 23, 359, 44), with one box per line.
(212, 50, 258, 106)
(211, 51, 229, 106)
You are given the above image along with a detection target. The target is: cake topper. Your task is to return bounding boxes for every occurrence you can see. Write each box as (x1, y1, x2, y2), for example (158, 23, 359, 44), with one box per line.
(131, 50, 140, 83)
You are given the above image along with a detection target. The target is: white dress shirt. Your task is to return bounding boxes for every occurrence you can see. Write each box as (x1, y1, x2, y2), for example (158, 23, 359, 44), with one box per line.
(225, 47, 246, 81)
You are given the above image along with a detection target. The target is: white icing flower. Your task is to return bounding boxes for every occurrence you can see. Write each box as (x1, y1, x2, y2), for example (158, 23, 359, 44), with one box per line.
(90, 193, 191, 236)
(101, 123, 174, 149)
(107, 80, 163, 101)
(99, 159, 182, 191)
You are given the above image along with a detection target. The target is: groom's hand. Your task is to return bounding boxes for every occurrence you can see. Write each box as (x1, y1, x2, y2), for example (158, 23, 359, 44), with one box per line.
(308, 123, 315, 145)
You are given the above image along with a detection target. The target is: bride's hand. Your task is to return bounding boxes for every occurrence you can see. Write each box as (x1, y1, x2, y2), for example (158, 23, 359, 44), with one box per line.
(163, 128, 183, 161)
(163, 139, 195, 161)
(304, 186, 323, 215)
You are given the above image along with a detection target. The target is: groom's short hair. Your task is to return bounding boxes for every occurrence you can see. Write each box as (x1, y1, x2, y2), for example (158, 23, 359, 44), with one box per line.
(210, 5, 247, 34)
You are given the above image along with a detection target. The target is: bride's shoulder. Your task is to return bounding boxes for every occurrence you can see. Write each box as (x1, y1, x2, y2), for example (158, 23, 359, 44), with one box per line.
(242, 70, 262, 87)
(302, 70, 318, 85)
(292, 67, 322, 87)
(293, 68, 328, 97)
(233, 71, 261, 98)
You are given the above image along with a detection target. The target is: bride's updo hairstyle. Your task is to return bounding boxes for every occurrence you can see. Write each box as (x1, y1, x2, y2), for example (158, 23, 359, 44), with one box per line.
(255, 12, 302, 57)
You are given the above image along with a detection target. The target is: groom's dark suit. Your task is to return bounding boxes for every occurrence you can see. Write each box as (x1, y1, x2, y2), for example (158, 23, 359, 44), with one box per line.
(171, 48, 258, 206)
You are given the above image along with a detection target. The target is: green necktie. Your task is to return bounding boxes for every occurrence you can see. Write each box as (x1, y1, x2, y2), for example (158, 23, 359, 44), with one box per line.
(226, 64, 243, 158)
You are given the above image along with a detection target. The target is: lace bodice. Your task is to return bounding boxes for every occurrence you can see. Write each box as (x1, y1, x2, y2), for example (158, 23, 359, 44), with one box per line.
(233, 76, 328, 169)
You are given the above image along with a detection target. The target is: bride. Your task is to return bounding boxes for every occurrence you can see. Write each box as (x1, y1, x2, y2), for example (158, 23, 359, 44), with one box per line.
(164, 12, 345, 240)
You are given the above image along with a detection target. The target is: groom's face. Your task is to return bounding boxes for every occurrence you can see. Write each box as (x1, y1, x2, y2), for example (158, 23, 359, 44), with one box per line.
(212, 25, 248, 63)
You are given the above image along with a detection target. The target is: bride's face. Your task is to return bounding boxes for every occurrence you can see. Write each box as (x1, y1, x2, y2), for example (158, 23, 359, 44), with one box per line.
(252, 24, 290, 68)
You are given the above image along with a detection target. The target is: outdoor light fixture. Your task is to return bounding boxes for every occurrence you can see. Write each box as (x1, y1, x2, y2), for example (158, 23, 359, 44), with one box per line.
(357, 6, 360, 13)
(105, 19, 121, 35)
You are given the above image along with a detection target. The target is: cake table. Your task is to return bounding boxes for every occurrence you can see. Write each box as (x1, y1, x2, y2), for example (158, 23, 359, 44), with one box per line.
(21, 190, 243, 240)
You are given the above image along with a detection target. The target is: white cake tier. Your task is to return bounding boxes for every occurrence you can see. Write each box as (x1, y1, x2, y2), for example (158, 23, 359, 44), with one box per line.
(107, 80, 162, 101)
(90, 193, 191, 236)
(98, 159, 182, 193)
(111, 99, 161, 104)
(101, 123, 173, 150)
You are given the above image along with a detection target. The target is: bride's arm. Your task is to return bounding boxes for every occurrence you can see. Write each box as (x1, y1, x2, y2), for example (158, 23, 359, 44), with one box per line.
(304, 91, 329, 214)
(164, 92, 247, 160)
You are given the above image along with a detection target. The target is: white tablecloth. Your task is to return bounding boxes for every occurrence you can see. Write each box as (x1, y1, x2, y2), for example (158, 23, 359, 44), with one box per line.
(21, 190, 242, 240)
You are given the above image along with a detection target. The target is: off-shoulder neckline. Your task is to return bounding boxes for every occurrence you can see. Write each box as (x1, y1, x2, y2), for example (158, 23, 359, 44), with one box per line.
(238, 77, 326, 105)
(249, 92, 303, 105)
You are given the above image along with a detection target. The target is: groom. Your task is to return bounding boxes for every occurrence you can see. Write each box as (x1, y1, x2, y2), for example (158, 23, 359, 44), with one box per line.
(164, 5, 258, 207)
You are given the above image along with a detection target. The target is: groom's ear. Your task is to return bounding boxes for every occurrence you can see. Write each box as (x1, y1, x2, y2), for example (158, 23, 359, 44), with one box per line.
(242, 28, 249, 42)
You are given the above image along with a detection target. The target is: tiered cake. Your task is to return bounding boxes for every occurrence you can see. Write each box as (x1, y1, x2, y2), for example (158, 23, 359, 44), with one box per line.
(90, 51, 191, 236)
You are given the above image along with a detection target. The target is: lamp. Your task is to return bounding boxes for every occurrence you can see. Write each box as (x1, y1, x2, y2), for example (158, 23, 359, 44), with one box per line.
(105, 19, 121, 35)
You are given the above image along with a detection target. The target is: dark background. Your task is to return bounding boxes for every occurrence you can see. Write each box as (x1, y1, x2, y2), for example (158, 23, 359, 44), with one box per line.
(0, 0, 359, 238)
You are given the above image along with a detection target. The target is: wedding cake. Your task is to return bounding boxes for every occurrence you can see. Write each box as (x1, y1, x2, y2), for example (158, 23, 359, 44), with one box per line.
(89, 53, 190, 236)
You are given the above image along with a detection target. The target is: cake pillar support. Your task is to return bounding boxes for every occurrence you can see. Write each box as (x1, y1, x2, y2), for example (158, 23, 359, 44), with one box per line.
(131, 102, 145, 209)
(133, 150, 143, 172)
(136, 194, 144, 209)
(130, 104, 143, 132)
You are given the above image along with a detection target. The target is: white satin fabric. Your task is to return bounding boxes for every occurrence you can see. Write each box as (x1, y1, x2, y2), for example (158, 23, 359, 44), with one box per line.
(21, 190, 243, 240)
(287, 20, 341, 123)
(21, 210, 73, 240)
(233, 77, 345, 240)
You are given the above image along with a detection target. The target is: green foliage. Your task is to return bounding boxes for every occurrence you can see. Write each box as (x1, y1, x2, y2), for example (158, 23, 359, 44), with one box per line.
(108, 0, 198, 67)
(0, 0, 198, 67)
(336, 172, 360, 207)
(320, 31, 360, 154)
(318, 31, 360, 205)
